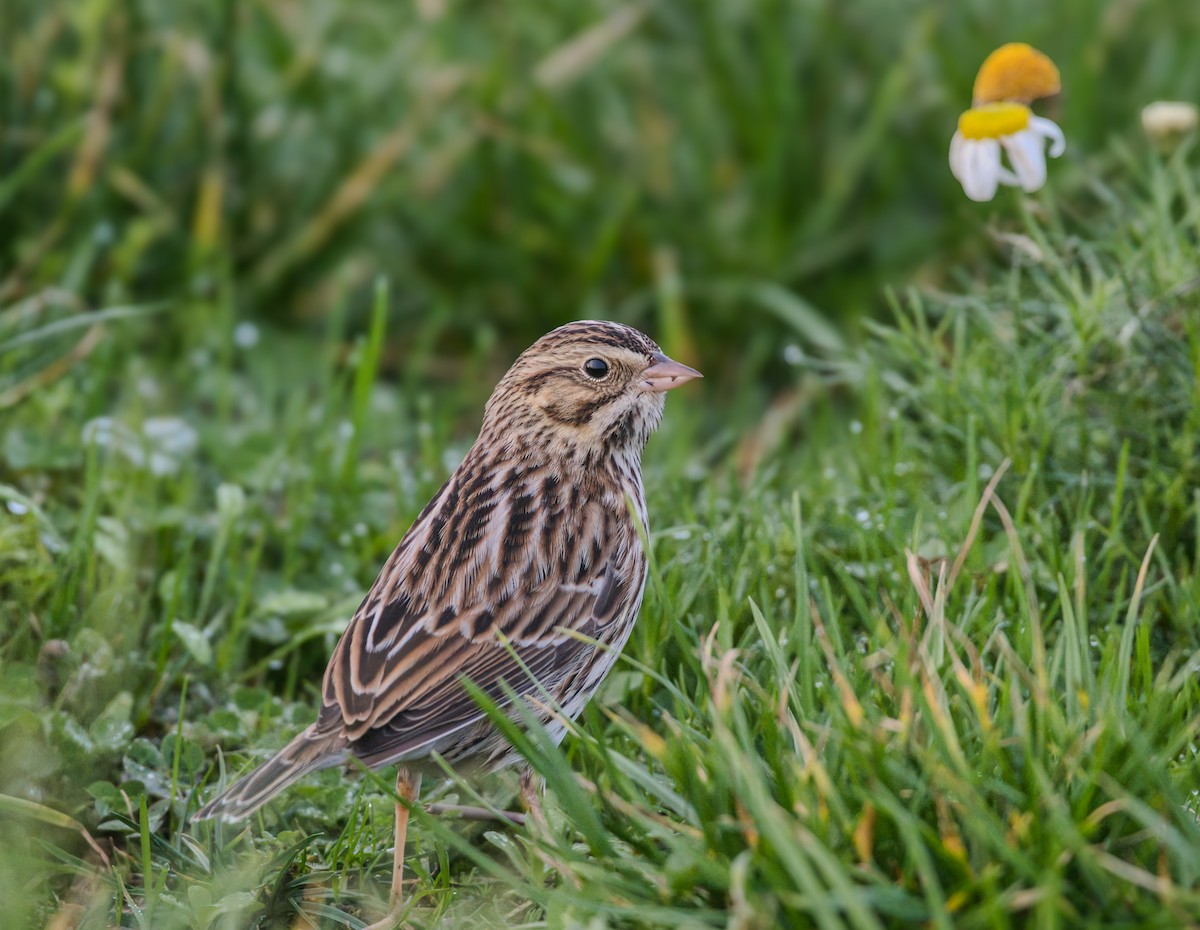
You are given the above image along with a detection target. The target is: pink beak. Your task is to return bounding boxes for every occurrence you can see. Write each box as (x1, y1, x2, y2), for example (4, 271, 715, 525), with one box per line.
(639, 353, 703, 393)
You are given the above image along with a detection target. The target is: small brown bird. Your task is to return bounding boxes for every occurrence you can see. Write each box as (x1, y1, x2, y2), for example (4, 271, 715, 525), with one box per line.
(194, 321, 700, 923)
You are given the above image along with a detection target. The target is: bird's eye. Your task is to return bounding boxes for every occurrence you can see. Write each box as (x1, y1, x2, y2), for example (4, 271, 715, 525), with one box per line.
(583, 358, 609, 379)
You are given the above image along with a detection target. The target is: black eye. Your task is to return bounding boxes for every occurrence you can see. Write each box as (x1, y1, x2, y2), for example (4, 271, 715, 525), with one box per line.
(583, 357, 609, 379)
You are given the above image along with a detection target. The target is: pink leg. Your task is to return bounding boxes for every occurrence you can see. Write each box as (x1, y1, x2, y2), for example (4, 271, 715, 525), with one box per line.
(365, 768, 421, 929)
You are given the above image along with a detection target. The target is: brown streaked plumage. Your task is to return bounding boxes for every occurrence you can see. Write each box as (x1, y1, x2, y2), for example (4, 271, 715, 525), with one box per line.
(193, 320, 700, 921)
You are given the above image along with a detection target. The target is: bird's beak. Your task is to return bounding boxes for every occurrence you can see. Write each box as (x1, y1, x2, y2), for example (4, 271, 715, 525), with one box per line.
(639, 353, 703, 393)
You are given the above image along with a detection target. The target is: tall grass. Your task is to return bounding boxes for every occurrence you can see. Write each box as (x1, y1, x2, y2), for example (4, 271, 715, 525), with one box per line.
(4, 141, 1200, 925)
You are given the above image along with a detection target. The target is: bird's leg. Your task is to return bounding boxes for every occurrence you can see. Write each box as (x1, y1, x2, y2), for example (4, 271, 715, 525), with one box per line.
(389, 768, 422, 909)
(519, 768, 547, 833)
(365, 768, 421, 930)
(518, 767, 575, 885)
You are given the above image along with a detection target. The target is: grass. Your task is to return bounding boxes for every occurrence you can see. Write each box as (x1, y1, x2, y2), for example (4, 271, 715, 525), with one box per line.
(5, 146, 1200, 927)
(4, 2, 1200, 928)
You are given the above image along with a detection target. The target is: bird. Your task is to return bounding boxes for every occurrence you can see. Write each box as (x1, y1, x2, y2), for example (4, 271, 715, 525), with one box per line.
(193, 320, 701, 926)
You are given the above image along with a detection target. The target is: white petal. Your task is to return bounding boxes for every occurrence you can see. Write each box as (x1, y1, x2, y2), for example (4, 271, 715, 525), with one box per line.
(948, 131, 968, 181)
(955, 137, 1002, 201)
(1030, 116, 1066, 158)
(1001, 130, 1048, 192)
(992, 160, 1022, 187)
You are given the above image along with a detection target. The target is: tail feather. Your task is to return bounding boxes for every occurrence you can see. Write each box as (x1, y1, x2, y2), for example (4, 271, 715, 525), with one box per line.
(193, 726, 347, 822)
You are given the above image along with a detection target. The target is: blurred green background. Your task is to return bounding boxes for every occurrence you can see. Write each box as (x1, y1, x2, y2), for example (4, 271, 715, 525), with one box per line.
(5, 0, 1200, 376)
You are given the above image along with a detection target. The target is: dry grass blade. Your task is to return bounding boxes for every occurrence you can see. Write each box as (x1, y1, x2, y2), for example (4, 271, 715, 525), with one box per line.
(251, 69, 468, 292)
(0, 795, 110, 869)
(0, 324, 104, 409)
(534, 4, 648, 89)
(947, 457, 1011, 591)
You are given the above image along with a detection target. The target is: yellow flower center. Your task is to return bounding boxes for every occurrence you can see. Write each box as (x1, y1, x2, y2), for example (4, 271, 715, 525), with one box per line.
(973, 42, 1061, 106)
(957, 102, 1032, 140)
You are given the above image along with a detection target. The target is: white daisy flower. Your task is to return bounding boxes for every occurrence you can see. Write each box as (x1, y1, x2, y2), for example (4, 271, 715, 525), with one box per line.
(949, 102, 1065, 202)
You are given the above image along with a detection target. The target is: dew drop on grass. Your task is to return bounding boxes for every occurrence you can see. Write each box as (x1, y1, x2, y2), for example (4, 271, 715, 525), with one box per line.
(234, 322, 260, 348)
(144, 417, 198, 454)
(254, 104, 286, 137)
(849, 420, 863, 434)
(7, 500, 28, 515)
(783, 344, 804, 366)
(143, 418, 199, 475)
(855, 509, 872, 526)
(671, 528, 691, 541)
(82, 416, 119, 450)
(354, 522, 368, 537)
(83, 416, 199, 475)
(148, 452, 173, 475)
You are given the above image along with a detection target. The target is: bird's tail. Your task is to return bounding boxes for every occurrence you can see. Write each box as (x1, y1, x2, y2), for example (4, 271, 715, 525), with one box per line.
(193, 725, 348, 822)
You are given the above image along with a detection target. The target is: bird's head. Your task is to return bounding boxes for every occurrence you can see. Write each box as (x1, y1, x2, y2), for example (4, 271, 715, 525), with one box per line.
(482, 320, 701, 462)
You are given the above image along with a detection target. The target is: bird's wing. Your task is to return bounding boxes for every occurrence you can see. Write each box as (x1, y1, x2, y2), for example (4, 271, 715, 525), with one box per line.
(318, 473, 642, 766)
